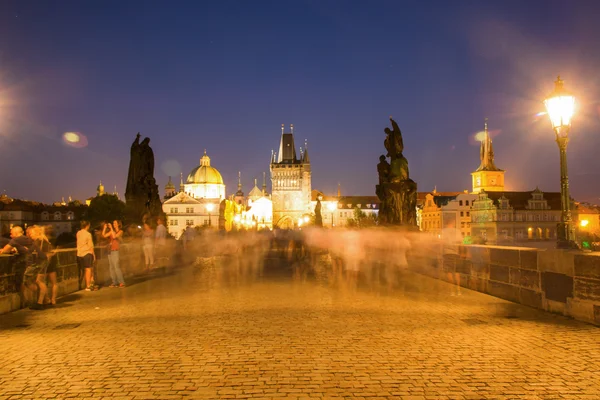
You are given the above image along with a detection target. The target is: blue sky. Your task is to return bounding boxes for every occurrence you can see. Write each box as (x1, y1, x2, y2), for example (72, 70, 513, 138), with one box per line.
(1, 0, 599, 203)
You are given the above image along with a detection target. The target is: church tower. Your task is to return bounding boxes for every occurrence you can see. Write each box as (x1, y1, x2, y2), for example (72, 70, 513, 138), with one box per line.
(471, 119, 505, 193)
(270, 124, 312, 228)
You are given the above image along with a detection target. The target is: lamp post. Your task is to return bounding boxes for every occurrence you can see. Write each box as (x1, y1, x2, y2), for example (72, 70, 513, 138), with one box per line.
(327, 202, 337, 227)
(206, 203, 214, 227)
(544, 76, 578, 249)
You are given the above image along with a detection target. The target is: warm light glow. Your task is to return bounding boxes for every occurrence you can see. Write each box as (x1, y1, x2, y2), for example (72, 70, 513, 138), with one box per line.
(64, 132, 80, 143)
(544, 76, 575, 132)
(580, 220, 589, 228)
(327, 202, 337, 211)
(298, 218, 303, 227)
(528, 227, 532, 231)
(205, 203, 215, 212)
(303, 216, 309, 223)
(234, 215, 241, 223)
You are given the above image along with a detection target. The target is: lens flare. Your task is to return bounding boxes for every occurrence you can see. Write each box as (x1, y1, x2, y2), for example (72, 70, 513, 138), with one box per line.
(62, 132, 88, 148)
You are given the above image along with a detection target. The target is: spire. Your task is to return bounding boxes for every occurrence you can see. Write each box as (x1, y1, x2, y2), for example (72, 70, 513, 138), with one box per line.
(277, 124, 297, 163)
(200, 150, 211, 167)
(180, 172, 185, 192)
(476, 118, 500, 171)
(303, 139, 310, 163)
(290, 124, 294, 134)
(238, 171, 242, 191)
(262, 171, 266, 195)
(337, 182, 341, 197)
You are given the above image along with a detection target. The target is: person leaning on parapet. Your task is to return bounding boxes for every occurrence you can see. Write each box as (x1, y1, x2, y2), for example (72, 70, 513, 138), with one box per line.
(77, 220, 96, 291)
(1, 226, 43, 309)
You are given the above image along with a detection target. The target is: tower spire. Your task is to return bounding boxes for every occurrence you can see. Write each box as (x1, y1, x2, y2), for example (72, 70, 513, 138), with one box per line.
(238, 171, 242, 191)
(477, 118, 499, 171)
(180, 172, 185, 192)
(262, 172, 266, 195)
(337, 182, 341, 197)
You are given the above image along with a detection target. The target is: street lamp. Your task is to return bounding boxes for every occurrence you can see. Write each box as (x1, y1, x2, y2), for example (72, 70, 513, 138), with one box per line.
(544, 76, 577, 249)
(327, 202, 337, 227)
(206, 203, 214, 227)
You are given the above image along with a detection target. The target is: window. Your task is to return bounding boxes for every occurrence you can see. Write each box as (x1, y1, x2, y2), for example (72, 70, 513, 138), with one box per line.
(339, 212, 342, 217)
(67, 212, 74, 220)
(461, 222, 465, 228)
(41, 212, 49, 221)
(53, 212, 62, 221)
(466, 212, 470, 217)
(170, 220, 179, 226)
(186, 219, 194, 226)
(459, 200, 463, 206)
(170, 207, 178, 214)
(460, 211, 464, 217)
(466, 200, 469, 206)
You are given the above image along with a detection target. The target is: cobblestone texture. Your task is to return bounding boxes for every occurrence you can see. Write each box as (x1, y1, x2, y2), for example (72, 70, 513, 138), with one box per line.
(0, 257, 599, 400)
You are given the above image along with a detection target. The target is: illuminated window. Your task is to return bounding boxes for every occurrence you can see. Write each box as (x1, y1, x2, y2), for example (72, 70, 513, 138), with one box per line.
(53, 212, 62, 221)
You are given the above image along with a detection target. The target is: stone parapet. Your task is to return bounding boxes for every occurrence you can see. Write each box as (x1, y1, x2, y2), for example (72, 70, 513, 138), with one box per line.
(409, 240, 600, 326)
(0, 242, 158, 314)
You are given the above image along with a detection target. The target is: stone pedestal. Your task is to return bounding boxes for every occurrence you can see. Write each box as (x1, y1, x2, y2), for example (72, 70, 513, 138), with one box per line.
(376, 179, 418, 227)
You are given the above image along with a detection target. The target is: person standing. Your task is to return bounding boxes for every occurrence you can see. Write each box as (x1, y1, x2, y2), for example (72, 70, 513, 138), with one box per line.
(77, 220, 96, 291)
(1, 226, 41, 309)
(142, 223, 154, 273)
(155, 217, 167, 266)
(103, 220, 125, 287)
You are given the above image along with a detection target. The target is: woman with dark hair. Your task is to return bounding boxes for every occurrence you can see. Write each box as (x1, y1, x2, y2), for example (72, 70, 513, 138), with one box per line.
(103, 220, 125, 287)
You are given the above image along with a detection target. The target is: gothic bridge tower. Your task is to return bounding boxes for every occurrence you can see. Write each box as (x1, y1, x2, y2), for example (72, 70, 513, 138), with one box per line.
(270, 124, 312, 228)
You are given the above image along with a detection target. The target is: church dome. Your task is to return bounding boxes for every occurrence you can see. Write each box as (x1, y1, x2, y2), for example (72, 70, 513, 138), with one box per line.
(186, 151, 224, 185)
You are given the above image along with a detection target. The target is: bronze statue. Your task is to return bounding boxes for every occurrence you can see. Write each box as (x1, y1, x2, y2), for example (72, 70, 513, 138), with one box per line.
(376, 117, 417, 227)
(125, 133, 163, 223)
(377, 155, 390, 184)
(314, 196, 323, 227)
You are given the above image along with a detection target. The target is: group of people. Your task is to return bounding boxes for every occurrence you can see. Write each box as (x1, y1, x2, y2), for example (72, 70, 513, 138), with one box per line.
(1, 225, 58, 309)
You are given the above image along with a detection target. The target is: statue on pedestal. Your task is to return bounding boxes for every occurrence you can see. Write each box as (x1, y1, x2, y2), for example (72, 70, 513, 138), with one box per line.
(376, 117, 417, 227)
(125, 133, 163, 223)
(314, 195, 323, 227)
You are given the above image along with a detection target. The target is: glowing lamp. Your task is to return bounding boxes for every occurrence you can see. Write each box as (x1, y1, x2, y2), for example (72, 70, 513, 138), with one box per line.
(580, 220, 589, 228)
(327, 202, 337, 212)
(303, 216, 309, 223)
(234, 215, 241, 223)
(544, 76, 575, 135)
(205, 203, 214, 212)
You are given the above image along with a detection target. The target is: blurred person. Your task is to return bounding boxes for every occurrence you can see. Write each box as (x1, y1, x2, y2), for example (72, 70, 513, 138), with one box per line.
(30, 226, 55, 308)
(103, 220, 125, 287)
(155, 217, 167, 265)
(77, 220, 96, 291)
(142, 222, 154, 272)
(343, 228, 362, 290)
(1, 226, 42, 308)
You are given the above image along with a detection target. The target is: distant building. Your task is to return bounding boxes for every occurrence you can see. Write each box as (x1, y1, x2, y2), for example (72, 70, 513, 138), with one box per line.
(162, 150, 224, 237)
(419, 190, 463, 237)
(270, 124, 312, 228)
(441, 192, 478, 242)
(470, 188, 562, 244)
(0, 195, 85, 238)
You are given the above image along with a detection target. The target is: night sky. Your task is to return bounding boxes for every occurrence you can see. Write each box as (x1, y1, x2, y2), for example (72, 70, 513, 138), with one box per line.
(1, 0, 600, 204)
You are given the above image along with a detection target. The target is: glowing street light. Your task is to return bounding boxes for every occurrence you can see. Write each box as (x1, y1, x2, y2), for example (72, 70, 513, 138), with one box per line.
(327, 202, 337, 227)
(206, 203, 215, 227)
(580, 219, 589, 228)
(544, 76, 577, 249)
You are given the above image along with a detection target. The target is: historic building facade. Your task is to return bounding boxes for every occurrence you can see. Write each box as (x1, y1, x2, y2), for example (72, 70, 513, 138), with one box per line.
(471, 120, 505, 193)
(270, 125, 312, 228)
(470, 188, 562, 244)
(162, 150, 224, 237)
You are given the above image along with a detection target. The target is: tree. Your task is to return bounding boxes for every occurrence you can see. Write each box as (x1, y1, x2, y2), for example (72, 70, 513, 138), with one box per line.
(348, 207, 378, 228)
(84, 194, 127, 228)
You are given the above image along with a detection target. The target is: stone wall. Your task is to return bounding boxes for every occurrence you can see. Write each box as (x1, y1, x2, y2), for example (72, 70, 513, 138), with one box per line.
(409, 241, 600, 326)
(0, 243, 149, 314)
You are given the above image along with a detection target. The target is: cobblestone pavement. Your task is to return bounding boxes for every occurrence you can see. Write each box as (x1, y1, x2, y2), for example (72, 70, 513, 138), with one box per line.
(1, 254, 599, 400)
